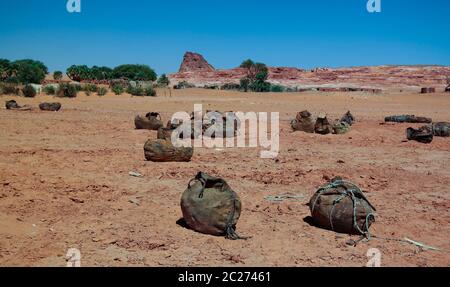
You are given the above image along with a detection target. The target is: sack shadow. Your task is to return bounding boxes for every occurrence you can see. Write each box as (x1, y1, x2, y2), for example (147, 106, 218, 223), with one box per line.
(176, 218, 192, 230)
(303, 216, 317, 227)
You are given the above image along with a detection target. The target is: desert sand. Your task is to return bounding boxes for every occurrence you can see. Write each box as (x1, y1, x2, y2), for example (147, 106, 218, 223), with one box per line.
(0, 88, 449, 266)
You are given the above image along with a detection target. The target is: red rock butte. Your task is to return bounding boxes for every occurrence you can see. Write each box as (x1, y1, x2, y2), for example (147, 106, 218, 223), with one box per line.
(171, 52, 450, 91)
(179, 52, 215, 73)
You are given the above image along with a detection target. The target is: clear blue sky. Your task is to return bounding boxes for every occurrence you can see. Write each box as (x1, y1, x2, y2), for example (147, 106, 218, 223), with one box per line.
(0, 0, 449, 74)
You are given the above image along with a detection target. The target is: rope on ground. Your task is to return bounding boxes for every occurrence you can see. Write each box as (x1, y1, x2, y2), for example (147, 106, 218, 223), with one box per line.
(366, 235, 443, 252)
(264, 194, 305, 202)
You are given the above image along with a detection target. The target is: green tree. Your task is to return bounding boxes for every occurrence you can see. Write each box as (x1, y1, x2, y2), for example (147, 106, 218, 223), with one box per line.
(91, 66, 113, 80)
(9, 60, 47, 84)
(13, 59, 48, 74)
(0, 59, 11, 81)
(53, 71, 63, 81)
(239, 60, 270, 92)
(240, 59, 255, 70)
(112, 64, 157, 81)
(66, 65, 92, 82)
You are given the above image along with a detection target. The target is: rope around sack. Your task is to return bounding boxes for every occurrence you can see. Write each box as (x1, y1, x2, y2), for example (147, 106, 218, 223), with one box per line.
(311, 179, 375, 240)
(188, 177, 248, 240)
(311, 180, 445, 250)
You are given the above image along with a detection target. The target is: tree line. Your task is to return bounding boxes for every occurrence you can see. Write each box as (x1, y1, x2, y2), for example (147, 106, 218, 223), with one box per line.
(0, 59, 159, 84)
(0, 57, 274, 92)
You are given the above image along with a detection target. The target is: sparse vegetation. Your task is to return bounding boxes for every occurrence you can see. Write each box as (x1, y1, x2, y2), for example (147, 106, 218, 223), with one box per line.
(57, 83, 78, 98)
(220, 83, 241, 91)
(111, 84, 124, 95)
(239, 77, 250, 92)
(73, 84, 83, 92)
(270, 84, 285, 93)
(144, 86, 156, 97)
(22, 84, 37, 98)
(127, 85, 145, 96)
(0, 83, 20, 95)
(204, 84, 219, 90)
(83, 84, 98, 93)
(43, 85, 56, 95)
(173, 81, 195, 89)
(157, 74, 170, 87)
(97, 87, 108, 96)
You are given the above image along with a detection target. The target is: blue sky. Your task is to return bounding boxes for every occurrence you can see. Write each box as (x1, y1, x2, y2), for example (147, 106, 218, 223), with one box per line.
(0, 0, 449, 74)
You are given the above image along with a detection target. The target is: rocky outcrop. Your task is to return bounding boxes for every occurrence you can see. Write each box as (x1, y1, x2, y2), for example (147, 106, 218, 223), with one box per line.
(179, 52, 215, 73)
(170, 52, 450, 91)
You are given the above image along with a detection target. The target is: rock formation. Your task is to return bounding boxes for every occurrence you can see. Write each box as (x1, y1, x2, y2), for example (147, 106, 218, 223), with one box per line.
(179, 52, 215, 73)
(170, 52, 450, 91)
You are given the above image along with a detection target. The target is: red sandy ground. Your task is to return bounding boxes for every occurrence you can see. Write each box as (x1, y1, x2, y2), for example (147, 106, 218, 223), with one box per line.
(0, 89, 449, 266)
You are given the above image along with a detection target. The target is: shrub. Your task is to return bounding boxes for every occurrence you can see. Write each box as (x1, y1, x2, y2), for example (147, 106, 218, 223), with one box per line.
(220, 83, 241, 91)
(249, 70, 270, 92)
(111, 84, 124, 95)
(0, 83, 20, 95)
(285, 87, 298, 93)
(127, 85, 145, 96)
(144, 86, 156, 97)
(204, 85, 219, 90)
(43, 85, 56, 95)
(270, 85, 285, 93)
(157, 74, 170, 87)
(23, 84, 37, 98)
(53, 71, 63, 81)
(250, 81, 271, 92)
(73, 84, 83, 92)
(83, 84, 98, 93)
(240, 77, 250, 92)
(57, 84, 78, 98)
(97, 87, 108, 96)
(173, 81, 195, 89)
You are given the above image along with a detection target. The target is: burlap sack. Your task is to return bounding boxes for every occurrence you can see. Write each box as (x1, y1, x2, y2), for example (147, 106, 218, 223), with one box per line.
(309, 177, 376, 236)
(144, 139, 193, 162)
(181, 172, 246, 240)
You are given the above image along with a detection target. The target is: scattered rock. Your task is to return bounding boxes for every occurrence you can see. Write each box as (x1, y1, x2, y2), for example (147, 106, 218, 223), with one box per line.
(70, 197, 84, 204)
